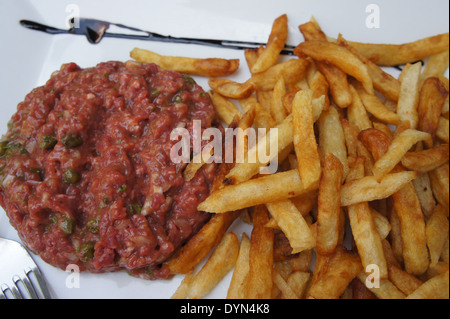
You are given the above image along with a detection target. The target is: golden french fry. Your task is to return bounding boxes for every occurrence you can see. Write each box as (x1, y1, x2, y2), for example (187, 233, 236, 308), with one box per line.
(426, 204, 449, 267)
(352, 278, 377, 299)
(199, 169, 308, 213)
(305, 62, 330, 108)
(338, 35, 401, 102)
(340, 171, 418, 207)
(270, 77, 288, 124)
(209, 90, 242, 125)
(265, 199, 315, 254)
(436, 117, 449, 143)
(420, 50, 450, 86)
(352, 80, 401, 125)
(208, 78, 255, 99)
(247, 58, 310, 91)
(406, 270, 449, 299)
(224, 114, 292, 185)
(286, 271, 310, 299)
(397, 62, 422, 129)
(227, 233, 251, 299)
(316, 154, 344, 255)
(171, 269, 195, 299)
(412, 172, 436, 217)
(371, 129, 431, 181)
(130, 47, 239, 77)
(357, 272, 406, 299)
(401, 144, 449, 173)
(183, 149, 213, 182)
(307, 246, 363, 299)
(429, 163, 449, 211)
(273, 268, 298, 299)
(188, 232, 240, 299)
(318, 106, 349, 178)
(239, 94, 277, 129)
(294, 40, 374, 94)
(418, 76, 449, 145)
(245, 45, 265, 72)
(346, 158, 388, 279)
(167, 211, 240, 274)
(292, 89, 322, 190)
(342, 33, 449, 66)
(347, 85, 373, 132)
(245, 206, 274, 299)
(370, 208, 391, 240)
(251, 14, 288, 74)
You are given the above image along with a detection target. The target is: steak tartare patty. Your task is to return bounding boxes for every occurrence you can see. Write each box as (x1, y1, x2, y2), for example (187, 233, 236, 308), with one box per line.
(0, 61, 219, 279)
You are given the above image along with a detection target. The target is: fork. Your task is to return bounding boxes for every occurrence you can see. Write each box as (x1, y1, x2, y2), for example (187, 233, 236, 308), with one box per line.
(0, 237, 52, 299)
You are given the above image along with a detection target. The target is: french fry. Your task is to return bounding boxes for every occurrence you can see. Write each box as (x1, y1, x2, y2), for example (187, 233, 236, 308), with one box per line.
(227, 233, 251, 299)
(436, 117, 449, 143)
(273, 268, 298, 299)
(316, 154, 344, 255)
(426, 204, 449, 267)
(245, 45, 265, 73)
(199, 169, 308, 213)
(224, 114, 293, 185)
(401, 143, 449, 173)
(208, 78, 255, 99)
(171, 269, 195, 299)
(240, 96, 276, 129)
(406, 271, 449, 299)
(340, 171, 418, 207)
(251, 14, 288, 74)
(209, 90, 242, 125)
(294, 40, 374, 94)
(305, 62, 330, 108)
(265, 199, 315, 254)
(359, 128, 429, 275)
(347, 158, 388, 279)
(429, 163, 449, 210)
(370, 208, 391, 240)
(412, 172, 436, 217)
(286, 271, 310, 299)
(341, 33, 449, 66)
(357, 272, 406, 299)
(167, 211, 240, 274)
(347, 85, 373, 132)
(418, 76, 449, 146)
(420, 50, 450, 86)
(292, 89, 322, 190)
(371, 129, 431, 181)
(352, 80, 401, 125)
(307, 246, 363, 299)
(337, 35, 401, 102)
(351, 278, 377, 299)
(245, 205, 274, 299)
(270, 77, 288, 124)
(397, 62, 422, 129)
(130, 47, 239, 77)
(318, 106, 349, 178)
(247, 58, 310, 91)
(299, 21, 353, 108)
(188, 232, 240, 299)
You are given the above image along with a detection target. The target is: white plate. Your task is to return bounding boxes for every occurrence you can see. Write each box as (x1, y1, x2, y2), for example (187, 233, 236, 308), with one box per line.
(0, 0, 448, 299)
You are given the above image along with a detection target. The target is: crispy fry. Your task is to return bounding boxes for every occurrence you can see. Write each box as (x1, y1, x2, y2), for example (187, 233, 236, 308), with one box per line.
(294, 40, 374, 94)
(340, 171, 418, 207)
(316, 154, 343, 255)
(247, 58, 310, 91)
(265, 199, 315, 254)
(357, 272, 406, 299)
(397, 62, 422, 129)
(130, 47, 239, 77)
(371, 129, 431, 181)
(209, 90, 242, 125)
(401, 143, 449, 173)
(286, 271, 310, 299)
(418, 76, 449, 145)
(209, 78, 255, 99)
(251, 14, 288, 74)
(426, 204, 449, 267)
(199, 169, 308, 213)
(342, 33, 449, 66)
(429, 163, 449, 210)
(347, 85, 373, 132)
(188, 232, 239, 299)
(406, 271, 449, 299)
(436, 117, 449, 143)
(171, 269, 195, 299)
(270, 77, 288, 124)
(240, 94, 276, 129)
(412, 172, 436, 218)
(245, 206, 274, 299)
(227, 233, 251, 299)
(167, 211, 240, 274)
(307, 246, 363, 299)
(420, 50, 450, 86)
(292, 89, 322, 190)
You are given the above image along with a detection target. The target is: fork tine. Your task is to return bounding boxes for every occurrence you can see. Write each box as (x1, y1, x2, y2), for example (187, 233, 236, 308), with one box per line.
(29, 267, 52, 299)
(9, 278, 23, 299)
(21, 269, 39, 299)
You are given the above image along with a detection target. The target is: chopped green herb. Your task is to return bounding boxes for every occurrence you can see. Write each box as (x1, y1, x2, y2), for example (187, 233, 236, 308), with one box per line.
(118, 184, 128, 192)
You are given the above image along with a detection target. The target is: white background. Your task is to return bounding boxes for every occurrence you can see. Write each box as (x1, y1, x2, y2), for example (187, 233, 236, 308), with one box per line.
(0, 0, 448, 299)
